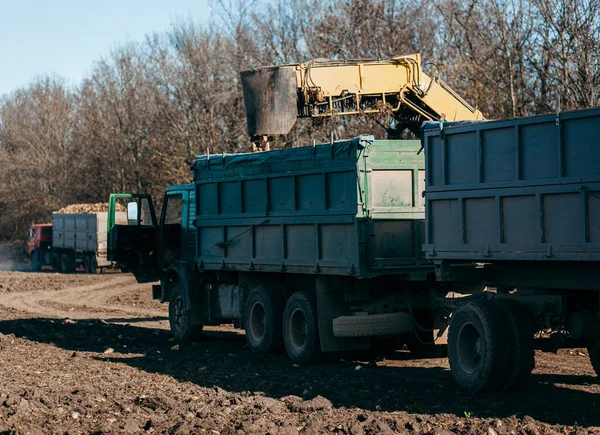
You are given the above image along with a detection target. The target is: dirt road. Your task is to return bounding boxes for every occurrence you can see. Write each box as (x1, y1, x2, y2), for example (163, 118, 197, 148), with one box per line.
(0, 271, 598, 434)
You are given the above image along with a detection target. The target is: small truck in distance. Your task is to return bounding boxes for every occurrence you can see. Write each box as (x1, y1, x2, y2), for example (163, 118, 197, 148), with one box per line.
(27, 211, 121, 273)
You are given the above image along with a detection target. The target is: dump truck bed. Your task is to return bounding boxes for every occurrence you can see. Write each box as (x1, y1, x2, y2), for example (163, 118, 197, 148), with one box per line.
(52, 213, 101, 251)
(423, 107, 600, 261)
(192, 136, 429, 279)
(52, 212, 110, 266)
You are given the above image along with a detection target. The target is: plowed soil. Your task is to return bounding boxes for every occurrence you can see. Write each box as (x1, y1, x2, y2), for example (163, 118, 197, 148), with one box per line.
(0, 271, 598, 434)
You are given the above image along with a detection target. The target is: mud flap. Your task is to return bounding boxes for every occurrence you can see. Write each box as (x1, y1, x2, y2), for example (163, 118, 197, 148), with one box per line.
(316, 277, 369, 352)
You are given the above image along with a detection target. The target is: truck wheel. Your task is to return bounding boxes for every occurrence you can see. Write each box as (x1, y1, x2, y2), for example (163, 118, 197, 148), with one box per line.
(244, 286, 284, 354)
(495, 299, 535, 390)
(447, 300, 510, 393)
(332, 312, 413, 337)
(30, 251, 42, 272)
(589, 342, 600, 377)
(283, 291, 321, 364)
(84, 256, 98, 274)
(169, 282, 203, 342)
(89, 257, 98, 274)
(60, 254, 71, 273)
(51, 256, 60, 272)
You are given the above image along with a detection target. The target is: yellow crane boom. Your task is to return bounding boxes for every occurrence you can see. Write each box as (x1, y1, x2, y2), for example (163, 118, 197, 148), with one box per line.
(241, 53, 484, 141)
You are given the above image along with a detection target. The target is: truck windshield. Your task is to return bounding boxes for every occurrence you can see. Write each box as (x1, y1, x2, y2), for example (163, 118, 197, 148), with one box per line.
(41, 227, 52, 237)
(164, 196, 183, 224)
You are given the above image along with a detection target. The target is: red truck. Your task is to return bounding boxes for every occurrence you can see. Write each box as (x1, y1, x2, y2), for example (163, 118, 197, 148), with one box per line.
(25, 224, 53, 272)
(25, 212, 122, 273)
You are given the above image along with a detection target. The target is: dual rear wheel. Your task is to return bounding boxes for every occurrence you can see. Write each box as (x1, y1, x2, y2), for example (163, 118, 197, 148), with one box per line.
(282, 292, 321, 364)
(244, 288, 321, 364)
(59, 253, 75, 273)
(448, 299, 535, 393)
(244, 286, 284, 354)
(84, 255, 98, 274)
(243, 288, 449, 366)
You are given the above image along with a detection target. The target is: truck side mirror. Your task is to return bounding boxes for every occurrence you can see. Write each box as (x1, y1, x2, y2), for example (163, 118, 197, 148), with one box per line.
(127, 201, 138, 224)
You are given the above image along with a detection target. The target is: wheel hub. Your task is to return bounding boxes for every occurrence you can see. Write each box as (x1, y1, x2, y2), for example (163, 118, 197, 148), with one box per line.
(289, 308, 308, 351)
(249, 301, 267, 343)
(457, 322, 482, 374)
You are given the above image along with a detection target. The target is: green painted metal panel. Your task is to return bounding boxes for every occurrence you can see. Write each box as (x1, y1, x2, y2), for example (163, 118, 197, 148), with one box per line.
(192, 136, 427, 278)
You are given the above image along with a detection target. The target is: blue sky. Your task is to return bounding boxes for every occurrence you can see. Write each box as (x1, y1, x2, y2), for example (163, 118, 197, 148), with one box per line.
(0, 0, 212, 96)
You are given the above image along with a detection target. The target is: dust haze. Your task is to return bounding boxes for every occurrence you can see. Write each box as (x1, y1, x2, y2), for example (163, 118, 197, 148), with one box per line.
(0, 243, 19, 271)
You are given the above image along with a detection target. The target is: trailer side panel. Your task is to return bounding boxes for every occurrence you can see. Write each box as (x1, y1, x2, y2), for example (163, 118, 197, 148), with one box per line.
(193, 136, 428, 278)
(424, 108, 600, 261)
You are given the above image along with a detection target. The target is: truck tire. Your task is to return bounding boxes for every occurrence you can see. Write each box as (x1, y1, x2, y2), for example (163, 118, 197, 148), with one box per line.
(589, 342, 600, 377)
(447, 299, 510, 393)
(283, 291, 321, 364)
(90, 257, 98, 274)
(244, 286, 284, 354)
(60, 254, 72, 273)
(169, 282, 203, 342)
(332, 312, 413, 337)
(495, 299, 535, 390)
(84, 256, 91, 273)
(84, 256, 98, 274)
(51, 255, 60, 272)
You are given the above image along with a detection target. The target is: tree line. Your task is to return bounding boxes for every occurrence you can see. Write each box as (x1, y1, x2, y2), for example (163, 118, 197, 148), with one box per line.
(1, 0, 599, 243)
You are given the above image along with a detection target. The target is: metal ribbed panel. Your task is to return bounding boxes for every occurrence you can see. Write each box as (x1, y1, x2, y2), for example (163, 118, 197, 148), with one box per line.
(424, 107, 600, 261)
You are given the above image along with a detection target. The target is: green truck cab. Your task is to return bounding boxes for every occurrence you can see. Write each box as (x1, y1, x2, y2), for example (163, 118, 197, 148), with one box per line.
(108, 185, 194, 282)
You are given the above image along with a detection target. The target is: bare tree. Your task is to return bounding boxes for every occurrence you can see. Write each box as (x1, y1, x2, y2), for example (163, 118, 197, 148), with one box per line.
(73, 43, 161, 197)
(532, 0, 600, 111)
(0, 76, 74, 241)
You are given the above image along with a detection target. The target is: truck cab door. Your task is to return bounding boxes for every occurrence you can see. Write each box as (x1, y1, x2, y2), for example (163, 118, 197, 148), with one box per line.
(26, 227, 35, 256)
(157, 190, 190, 269)
(107, 194, 159, 283)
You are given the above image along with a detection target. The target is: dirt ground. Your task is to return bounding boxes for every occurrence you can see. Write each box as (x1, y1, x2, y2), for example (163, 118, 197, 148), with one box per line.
(0, 271, 598, 434)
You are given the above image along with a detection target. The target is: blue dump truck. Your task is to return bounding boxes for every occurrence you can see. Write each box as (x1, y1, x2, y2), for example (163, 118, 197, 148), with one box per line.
(108, 108, 600, 393)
